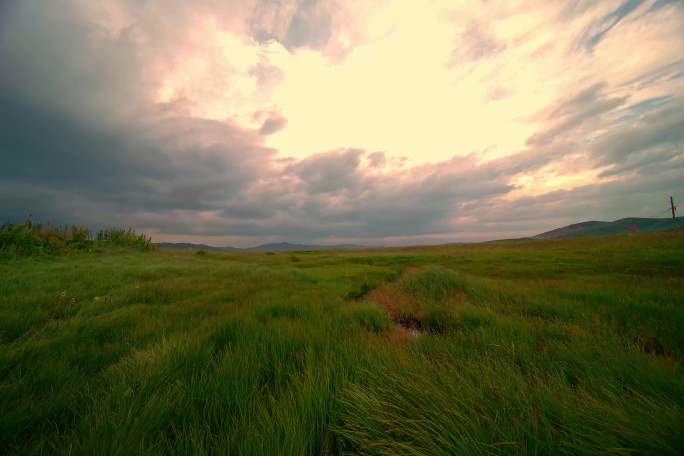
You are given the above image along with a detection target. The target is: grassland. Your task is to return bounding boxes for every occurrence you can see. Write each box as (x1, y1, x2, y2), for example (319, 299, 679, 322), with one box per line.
(1, 232, 683, 454)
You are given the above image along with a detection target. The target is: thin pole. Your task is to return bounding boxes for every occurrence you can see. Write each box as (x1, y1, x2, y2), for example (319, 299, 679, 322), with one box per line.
(670, 196, 677, 221)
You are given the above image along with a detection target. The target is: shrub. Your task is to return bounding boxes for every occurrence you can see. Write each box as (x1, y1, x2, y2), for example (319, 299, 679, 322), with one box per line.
(0, 221, 153, 257)
(98, 228, 154, 250)
(70, 225, 91, 244)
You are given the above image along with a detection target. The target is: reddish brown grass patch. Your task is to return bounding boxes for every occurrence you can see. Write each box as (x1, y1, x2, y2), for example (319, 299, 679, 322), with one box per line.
(367, 282, 413, 321)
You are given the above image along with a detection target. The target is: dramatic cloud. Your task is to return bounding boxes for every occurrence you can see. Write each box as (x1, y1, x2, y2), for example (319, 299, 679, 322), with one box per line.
(1, 0, 683, 246)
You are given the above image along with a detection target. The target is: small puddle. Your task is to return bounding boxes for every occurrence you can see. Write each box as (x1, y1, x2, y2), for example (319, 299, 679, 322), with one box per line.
(397, 316, 422, 337)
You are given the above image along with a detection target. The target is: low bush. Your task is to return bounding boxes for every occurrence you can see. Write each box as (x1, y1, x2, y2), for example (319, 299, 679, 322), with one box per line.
(0, 222, 154, 257)
(97, 228, 154, 251)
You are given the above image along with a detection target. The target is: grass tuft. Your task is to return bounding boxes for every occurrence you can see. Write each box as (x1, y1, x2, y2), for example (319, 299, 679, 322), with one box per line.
(342, 302, 392, 334)
(401, 266, 464, 304)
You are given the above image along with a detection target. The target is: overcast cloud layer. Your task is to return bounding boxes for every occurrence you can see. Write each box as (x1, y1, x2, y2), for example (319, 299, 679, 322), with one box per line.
(1, 0, 683, 246)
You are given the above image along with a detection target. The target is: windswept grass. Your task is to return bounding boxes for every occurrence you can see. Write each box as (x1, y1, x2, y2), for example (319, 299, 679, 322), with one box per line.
(1, 232, 683, 454)
(341, 302, 392, 334)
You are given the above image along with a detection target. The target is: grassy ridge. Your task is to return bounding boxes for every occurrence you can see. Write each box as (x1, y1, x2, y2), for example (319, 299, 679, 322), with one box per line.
(1, 233, 683, 454)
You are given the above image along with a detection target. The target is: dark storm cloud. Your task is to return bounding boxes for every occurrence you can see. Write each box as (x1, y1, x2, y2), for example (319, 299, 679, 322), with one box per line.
(526, 84, 628, 146)
(251, 0, 333, 50)
(156, 149, 516, 240)
(259, 114, 288, 135)
(0, 93, 275, 226)
(573, 0, 646, 51)
(586, 0, 644, 49)
(286, 149, 363, 194)
(648, 0, 681, 13)
(263, 152, 516, 238)
(0, 0, 275, 230)
(595, 98, 684, 174)
(0, 0, 145, 124)
(282, 0, 333, 49)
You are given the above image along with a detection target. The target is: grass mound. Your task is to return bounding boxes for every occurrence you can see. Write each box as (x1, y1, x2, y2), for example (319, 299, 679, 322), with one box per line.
(400, 266, 464, 303)
(420, 306, 461, 334)
(366, 265, 470, 334)
(342, 302, 392, 334)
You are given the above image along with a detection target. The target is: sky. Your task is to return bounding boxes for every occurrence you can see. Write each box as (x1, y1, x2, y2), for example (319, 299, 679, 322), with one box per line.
(1, 0, 683, 247)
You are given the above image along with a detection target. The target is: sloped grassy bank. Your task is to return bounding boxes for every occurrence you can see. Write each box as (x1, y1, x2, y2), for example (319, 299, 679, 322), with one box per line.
(1, 233, 683, 454)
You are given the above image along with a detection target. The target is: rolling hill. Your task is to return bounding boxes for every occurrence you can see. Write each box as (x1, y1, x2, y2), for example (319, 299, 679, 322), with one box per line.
(157, 241, 365, 251)
(536, 217, 683, 239)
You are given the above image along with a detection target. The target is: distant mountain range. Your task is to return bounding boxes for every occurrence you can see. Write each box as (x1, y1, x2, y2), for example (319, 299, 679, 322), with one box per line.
(157, 217, 682, 251)
(157, 241, 365, 252)
(535, 217, 683, 239)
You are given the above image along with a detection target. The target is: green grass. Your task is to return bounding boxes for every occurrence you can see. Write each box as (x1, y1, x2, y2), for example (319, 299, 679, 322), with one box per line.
(1, 232, 683, 454)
